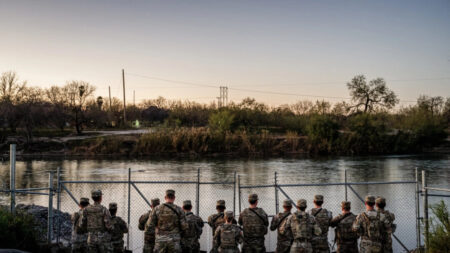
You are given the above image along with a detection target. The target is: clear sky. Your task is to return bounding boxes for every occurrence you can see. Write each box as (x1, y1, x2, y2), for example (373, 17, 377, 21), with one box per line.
(1, 0, 449, 106)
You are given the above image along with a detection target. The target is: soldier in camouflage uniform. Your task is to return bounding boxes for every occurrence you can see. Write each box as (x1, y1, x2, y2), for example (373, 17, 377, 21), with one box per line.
(309, 195, 332, 253)
(270, 200, 293, 253)
(375, 197, 395, 253)
(208, 200, 237, 237)
(280, 199, 321, 253)
(139, 198, 160, 253)
(181, 200, 204, 253)
(71, 197, 90, 253)
(238, 193, 269, 253)
(80, 189, 113, 253)
(330, 201, 358, 253)
(213, 211, 243, 253)
(109, 203, 128, 253)
(146, 189, 189, 253)
(352, 196, 391, 253)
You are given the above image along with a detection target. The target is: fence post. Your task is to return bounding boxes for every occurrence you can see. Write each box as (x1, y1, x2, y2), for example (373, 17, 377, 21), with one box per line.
(274, 172, 279, 214)
(127, 168, 131, 250)
(415, 168, 421, 250)
(10, 144, 16, 214)
(48, 171, 54, 244)
(422, 170, 429, 251)
(56, 167, 61, 244)
(196, 168, 200, 216)
(233, 171, 236, 215)
(238, 175, 241, 213)
(344, 169, 348, 201)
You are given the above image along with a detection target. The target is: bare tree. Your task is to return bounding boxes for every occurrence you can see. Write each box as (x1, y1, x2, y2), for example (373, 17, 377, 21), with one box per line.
(290, 100, 314, 115)
(45, 86, 70, 132)
(347, 75, 398, 113)
(63, 81, 95, 134)
(417, 95, 445, 116)
(0, 71, 27, 132)
(18, 87, 44, 143)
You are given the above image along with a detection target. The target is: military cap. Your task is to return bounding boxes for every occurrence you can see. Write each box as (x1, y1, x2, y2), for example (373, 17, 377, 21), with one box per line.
(282, 199, 292, 207)
(248, 193, 259, 202)
(151, 198, 160, 206)
(314, 195, 324, 201)
(297, 199, 307, 207)
(341, 201, 351, 209)
(365, 195, 376, 203)
(80, 197, 90, 204)
(376, 197, 386, 205)
(216, 200, 226, 207)
(109, 202, 118, 209)
(183, 200, 192, 207)
(165, 189, 175, 196)
(225, 211, 234, 218)
(91, 189, 102, 197)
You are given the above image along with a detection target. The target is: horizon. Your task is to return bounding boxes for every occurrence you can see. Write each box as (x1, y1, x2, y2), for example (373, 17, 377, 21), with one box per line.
(1, 0, 449, 106)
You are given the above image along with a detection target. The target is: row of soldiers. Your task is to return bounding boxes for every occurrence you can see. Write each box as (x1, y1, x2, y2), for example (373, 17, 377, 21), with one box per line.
(72, 189, 396, 253)
(71, 190, 129, 253)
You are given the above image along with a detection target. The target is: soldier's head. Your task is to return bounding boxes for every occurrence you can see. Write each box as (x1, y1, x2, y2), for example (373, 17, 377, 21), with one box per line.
(313, 195, 324, 207)
(216, 200, 226, 212)
(297, 199, 307, 211)
(91, 189, 102, 203)
(109, 202, 118, 216)
(365, 195, 376, 210)
(341, 201, 351, 213)
(225, 211, 234, 223)
(248, 194, 258, 206)
(282, 199, 293, 212)
(79, 197, 89, 209)
(183, 200, 193, 212)
(165, 189, 175, 203)
(375, 197, 386, 210)
(151, 198, 160, 208)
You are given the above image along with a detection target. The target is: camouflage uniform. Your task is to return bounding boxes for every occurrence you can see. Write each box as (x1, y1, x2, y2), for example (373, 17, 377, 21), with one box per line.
(213, 211, 243, 253)
(280, 199, 321, 253)
(71, 197, 89, 253)
(109, 203, 128, 253)
(139, 198, 160, 253)
(80, 190, 113, 253)
(208, 200, 237, 237)
(238, 194, 269, 253)
(309, 195, 332, 253)
(352, 196, 391, 253)
(330, 202, 358, 253)
(376, 197, 396, 253)
(146, 190, 189, 253)
(270, 200, 293, 253)
(182, 200, 204, 253)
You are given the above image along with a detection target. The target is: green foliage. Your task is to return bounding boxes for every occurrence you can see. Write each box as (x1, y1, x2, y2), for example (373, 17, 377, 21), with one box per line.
(427, 201, 450, 253)
(0, 208, 40, 251)
(208, 110, 235, 133)
(306, 115, 339, 153)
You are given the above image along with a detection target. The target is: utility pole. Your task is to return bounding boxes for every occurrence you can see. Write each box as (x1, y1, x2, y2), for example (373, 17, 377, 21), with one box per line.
(218, 86, 228, 107)
(108, 86, 112, 111)
(122, 69, 127, 123)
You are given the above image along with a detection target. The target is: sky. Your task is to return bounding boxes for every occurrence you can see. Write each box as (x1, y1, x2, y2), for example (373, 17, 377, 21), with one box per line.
(0, 0, 449, 106)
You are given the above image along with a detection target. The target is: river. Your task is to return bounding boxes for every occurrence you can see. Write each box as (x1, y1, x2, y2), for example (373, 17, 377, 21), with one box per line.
(1, 154, 449, 252)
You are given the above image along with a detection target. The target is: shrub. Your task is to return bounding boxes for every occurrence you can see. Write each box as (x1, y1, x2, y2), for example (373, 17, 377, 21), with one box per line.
(0, 208, 40, 251)
(427, 201, 450, 253)
(208, 110, 234, 133)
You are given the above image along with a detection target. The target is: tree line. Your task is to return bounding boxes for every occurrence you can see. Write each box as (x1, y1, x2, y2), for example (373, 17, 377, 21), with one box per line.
(1, 71, 449, 154)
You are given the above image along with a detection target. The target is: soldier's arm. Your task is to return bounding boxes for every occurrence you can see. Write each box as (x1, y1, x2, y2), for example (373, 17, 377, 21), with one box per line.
(213, 226, 221, 250)
(381, 213, 392, 234)
(330, 214, 341, 227)
(138, 212, 149, 231)
(145, 208, 157, 231)
(261, 209, 269, 227)
(270, 214, 279, 231)
(352, 215, 362, 235)
(236, 227, 244, 245)
(179, 208, 189, 233)
(120, 217, 129, 233)
(238, 212, 243, 226)
(103, 207, 113, 231)
(79, 208, 87, 230)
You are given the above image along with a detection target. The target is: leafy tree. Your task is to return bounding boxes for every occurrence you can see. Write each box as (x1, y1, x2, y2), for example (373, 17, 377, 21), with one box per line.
(208, 110, 235, 133)
(417, 95, 445, 116)
(347, 75, 399, 113)
(306, 115, 339, 153)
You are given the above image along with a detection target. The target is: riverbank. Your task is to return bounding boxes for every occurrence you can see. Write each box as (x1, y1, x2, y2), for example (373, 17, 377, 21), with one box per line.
(1, 127, 449, 158)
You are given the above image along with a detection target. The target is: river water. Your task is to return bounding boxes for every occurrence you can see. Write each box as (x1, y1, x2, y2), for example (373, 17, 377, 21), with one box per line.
(0, 154, 449, 252)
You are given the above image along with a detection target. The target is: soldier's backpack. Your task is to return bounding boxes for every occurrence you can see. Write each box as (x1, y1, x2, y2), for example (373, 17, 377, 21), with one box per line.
(138, 211, 150, 231)
(86, 205, 106, 231)
(185, 213, 202, 239)
(293, 212, 312, 240)
(362, 212, 382, 241)
(312, 208, 332, 235)
(242, 208, 268, 237)
(220, 224, 237, 248)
